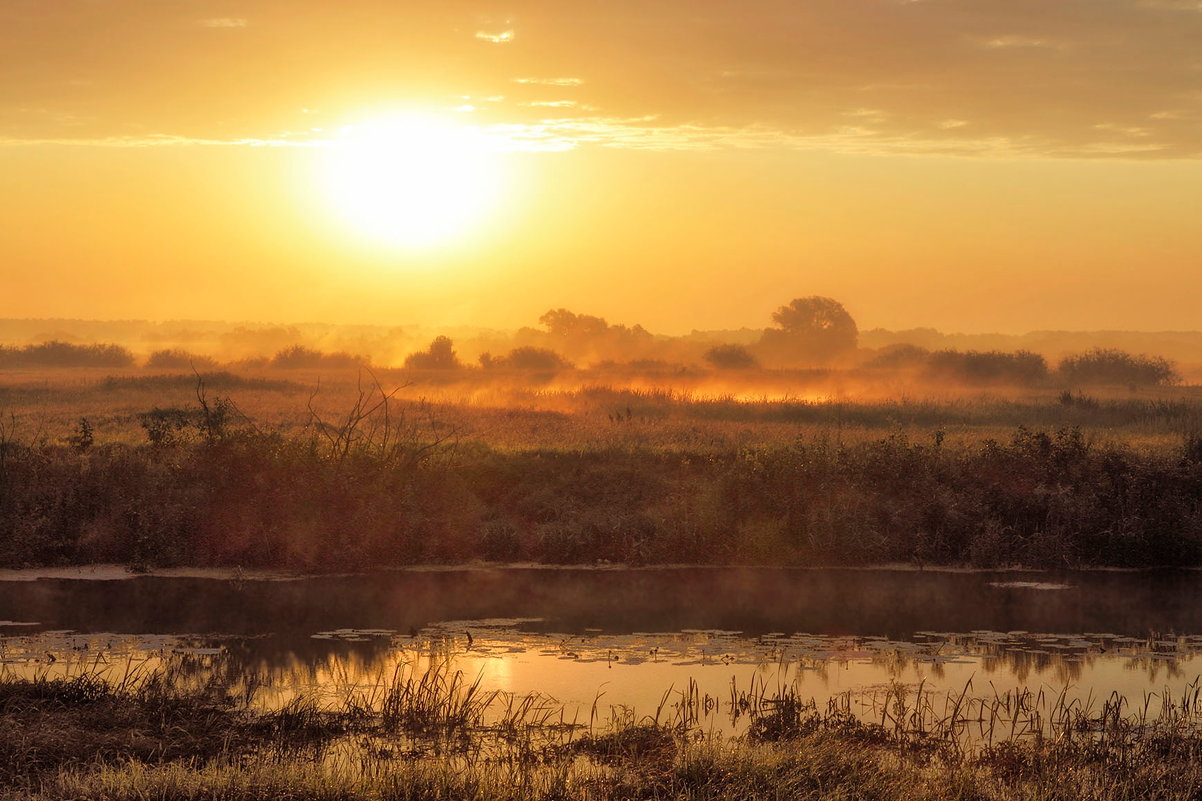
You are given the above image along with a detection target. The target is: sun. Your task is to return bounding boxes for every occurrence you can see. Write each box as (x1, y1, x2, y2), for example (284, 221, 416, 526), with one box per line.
(319, 112, 502, 249)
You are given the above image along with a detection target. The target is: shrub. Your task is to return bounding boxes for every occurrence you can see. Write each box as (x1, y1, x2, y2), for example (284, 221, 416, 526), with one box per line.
(924, 349, 1048, 386)
(1058, 348, 1179, 387)
(145, 349, 218, 370)
(704, 344, 759, 370)
(864, 344, 930, 369)
(269, 346, 366, 370)
(404, 336, 462, 370)
(482, 347, 572, 370)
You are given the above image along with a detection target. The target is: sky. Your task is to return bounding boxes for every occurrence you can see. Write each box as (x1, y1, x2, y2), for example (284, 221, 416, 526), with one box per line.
(2, 0, 1201, 334)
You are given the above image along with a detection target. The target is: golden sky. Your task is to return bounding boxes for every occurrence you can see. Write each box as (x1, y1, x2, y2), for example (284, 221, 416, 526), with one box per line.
(2, 0, 1201, 334)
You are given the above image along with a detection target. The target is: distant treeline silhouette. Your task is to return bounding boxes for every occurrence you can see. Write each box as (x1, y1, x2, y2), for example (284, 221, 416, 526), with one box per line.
(0, 341, 135, 368)
(867, 345, 1179, 387)
(0, 294, 1185, 388)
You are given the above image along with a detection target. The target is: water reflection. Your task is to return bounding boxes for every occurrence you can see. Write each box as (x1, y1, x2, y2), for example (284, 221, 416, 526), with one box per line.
(3, 567, 1202, 737)
(5, 621, 1202, 734)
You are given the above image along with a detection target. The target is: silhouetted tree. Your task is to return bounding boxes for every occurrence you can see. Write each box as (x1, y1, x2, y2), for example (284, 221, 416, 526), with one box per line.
(539, 309, 610, 340)
(404, 336, 462, 370)
(757, 296, 858, 365)
(537, 308, 655, 363)
(1058, 348, 1179, 387)
(704, 344, 759, 370)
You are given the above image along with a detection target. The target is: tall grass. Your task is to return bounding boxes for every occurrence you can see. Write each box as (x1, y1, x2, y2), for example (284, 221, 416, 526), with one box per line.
(2, 376, 1202, 570)
(9, 666, 1202, 800)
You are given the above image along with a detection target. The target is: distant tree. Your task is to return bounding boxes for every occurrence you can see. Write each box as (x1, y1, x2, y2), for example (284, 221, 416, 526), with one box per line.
(704, 344, 759, 370)
(537, 308, 655, 364)
(539, 309, 610, 339)
(757, 297, 858, 365)
(1058, 348, 1179, 387)
(404, 336, 462, 370)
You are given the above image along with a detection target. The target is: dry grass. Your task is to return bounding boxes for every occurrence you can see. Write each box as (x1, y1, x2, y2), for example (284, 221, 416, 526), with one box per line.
(6, 666, 1202, 800)
(2, 367, 1202, 571)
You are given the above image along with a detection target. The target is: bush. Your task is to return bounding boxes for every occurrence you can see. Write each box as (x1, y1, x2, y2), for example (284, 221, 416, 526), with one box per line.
(269, 346, 366, 370)
(481, 347, 572, 370)
(924, 349, 1048, 386)
(404, 336, 462, 370)
(704, 344, 759, 370)
(1058, 348, 1179, 387)
(865, 344, 930, 369)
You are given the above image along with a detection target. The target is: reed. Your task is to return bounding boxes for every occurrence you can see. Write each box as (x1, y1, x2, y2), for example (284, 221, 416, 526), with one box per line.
(8, 664, 1202, 800)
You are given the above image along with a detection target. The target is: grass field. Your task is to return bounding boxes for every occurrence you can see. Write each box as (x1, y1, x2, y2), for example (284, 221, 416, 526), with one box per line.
(1, 366, 1201, 570)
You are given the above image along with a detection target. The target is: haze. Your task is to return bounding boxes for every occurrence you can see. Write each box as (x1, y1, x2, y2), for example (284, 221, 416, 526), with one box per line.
(2, 0, 1201, 334)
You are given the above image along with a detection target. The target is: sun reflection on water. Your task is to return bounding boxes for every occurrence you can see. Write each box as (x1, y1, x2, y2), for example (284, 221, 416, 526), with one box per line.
(5, 621, 1201, 740)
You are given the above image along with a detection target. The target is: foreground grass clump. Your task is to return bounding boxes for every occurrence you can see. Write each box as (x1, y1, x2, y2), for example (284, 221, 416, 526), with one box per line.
(7, 670, 1202, 801)
(0, 673, 349, 787)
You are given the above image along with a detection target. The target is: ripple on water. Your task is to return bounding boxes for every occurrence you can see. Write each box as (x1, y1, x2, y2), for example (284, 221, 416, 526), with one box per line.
(988, 581, 1075, 590)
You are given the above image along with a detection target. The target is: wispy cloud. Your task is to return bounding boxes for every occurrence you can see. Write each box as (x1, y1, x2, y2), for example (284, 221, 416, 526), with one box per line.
(0, 118, 1190, 162)
(6, 0, 1202, 160)
(978, 35, 1055, 49)
(0, 134, 308, 148)
(514, 78, 584, 86)
(474, 29, 514, 44)
(198, 18, 248, 29)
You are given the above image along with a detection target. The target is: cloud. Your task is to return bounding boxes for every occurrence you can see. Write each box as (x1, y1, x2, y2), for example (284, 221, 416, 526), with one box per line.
(198, 18, 248, 29)
(977, 35, 1057, 49)
(475, 29, 514, 44)
(4, 0, 1202, 159)
(0, 117, 1185, 163)
(0, 134, 309, 148)
(480, 117, 1031, 158)
(514, 77, 584, 86)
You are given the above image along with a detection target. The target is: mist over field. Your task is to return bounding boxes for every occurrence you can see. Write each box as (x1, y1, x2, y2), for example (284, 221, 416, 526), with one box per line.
(1, 296, 1200, 576)
(0, 295, 1196, 392)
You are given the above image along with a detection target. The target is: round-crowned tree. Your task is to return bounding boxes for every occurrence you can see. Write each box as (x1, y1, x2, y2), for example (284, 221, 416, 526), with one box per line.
(404, 336, 462, 369)
(757, 296, 858, 365)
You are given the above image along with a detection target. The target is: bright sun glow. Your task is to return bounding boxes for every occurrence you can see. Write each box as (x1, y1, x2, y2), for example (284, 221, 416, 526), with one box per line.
(321, 112, 502, 248)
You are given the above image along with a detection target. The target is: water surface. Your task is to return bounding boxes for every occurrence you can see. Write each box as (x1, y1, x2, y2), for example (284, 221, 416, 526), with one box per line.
(3, 567, 1200, 734)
